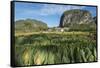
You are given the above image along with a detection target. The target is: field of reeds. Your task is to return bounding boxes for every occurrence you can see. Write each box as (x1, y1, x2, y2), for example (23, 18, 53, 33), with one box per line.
(15, 32, 97, 66)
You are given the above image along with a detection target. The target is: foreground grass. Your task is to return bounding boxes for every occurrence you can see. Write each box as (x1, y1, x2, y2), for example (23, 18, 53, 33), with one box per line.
(15, 31, 90, 36)
(15, 32, 97, 66)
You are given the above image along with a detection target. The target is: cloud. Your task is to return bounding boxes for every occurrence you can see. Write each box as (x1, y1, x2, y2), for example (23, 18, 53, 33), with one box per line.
(38, 4, 85, 16)
(16, 3, 85, 17)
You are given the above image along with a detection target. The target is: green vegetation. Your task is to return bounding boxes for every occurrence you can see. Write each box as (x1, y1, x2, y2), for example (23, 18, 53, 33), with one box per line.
(14, 9, 97, 66)
(68, 23, 96, 32)
(63, 9, 90, 15)
(15, 32, 97, 66)
(15, 19, 48, 33)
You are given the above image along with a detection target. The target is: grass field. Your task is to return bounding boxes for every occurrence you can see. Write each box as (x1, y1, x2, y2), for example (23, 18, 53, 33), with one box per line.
(15, 31, 90, 36)
(15, 32, 97, 66)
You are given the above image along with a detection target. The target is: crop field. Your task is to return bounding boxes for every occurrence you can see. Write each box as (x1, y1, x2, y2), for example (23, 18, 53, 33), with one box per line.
(15, 32, 97, 66)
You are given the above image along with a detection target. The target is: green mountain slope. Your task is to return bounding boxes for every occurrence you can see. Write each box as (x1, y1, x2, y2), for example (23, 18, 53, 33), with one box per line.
(15, 19, 48, 33)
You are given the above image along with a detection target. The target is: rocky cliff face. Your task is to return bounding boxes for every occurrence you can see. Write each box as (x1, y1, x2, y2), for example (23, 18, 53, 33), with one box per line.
(59, 9, 94, 27)
(93, 16, 97, 24)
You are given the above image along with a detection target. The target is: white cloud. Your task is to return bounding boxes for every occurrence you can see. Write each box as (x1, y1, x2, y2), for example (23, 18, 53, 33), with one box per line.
(35, 4, 85, 16)
(17, 4, 85, 16)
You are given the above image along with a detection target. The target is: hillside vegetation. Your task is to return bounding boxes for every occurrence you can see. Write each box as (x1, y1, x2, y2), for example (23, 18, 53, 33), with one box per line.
(15, 19, 48, 33)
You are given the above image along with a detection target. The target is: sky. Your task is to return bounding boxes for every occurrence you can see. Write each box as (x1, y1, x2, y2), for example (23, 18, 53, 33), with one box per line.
(15, 2, 97, 27)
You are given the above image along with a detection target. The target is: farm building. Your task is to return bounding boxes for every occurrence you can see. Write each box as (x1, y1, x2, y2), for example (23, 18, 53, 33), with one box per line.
(47, 27, 69, 32)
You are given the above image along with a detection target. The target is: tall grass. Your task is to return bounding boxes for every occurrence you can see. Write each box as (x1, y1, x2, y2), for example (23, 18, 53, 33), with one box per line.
(15, 32, 97, 66)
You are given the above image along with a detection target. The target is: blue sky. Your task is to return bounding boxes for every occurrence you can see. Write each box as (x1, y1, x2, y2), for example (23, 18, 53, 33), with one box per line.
(15, 2, 97, 27)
